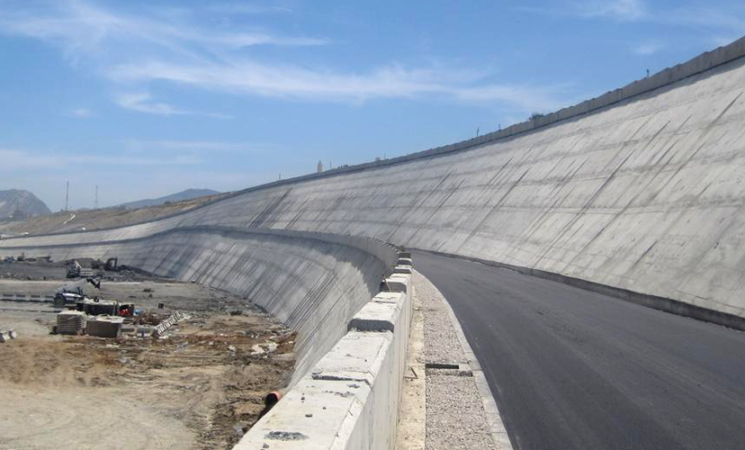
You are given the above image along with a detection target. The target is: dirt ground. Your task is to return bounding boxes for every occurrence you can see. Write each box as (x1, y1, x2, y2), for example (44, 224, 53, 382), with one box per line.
(0, 264, 295, 450)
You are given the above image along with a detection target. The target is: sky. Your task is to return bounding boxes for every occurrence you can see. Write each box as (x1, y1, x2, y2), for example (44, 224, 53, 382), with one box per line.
(1, 0, 744, 211)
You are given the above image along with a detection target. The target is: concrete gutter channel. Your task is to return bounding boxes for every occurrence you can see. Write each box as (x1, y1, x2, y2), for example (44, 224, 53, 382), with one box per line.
(236, 255, 414, 450)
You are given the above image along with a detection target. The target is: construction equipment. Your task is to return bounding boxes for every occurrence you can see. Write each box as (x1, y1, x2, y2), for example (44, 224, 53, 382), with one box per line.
(53, 278, 101, 306)
(67, 260, 82, 278)
(104, 257, 119, 271)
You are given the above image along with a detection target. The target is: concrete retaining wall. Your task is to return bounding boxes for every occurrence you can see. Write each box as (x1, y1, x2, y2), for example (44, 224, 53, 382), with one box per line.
(3, 38, 745, 325)
(236, 269, 412, 450)
(0, 227, 398, 383)
(4, 38, 745, 324)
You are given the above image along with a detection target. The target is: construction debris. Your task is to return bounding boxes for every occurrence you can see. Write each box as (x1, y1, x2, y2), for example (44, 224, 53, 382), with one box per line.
(153, 312, 189, 337)
(0, 330, 17, 343)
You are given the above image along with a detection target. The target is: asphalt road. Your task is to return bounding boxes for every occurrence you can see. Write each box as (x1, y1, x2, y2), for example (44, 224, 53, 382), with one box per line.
(413, 250, 745, 450)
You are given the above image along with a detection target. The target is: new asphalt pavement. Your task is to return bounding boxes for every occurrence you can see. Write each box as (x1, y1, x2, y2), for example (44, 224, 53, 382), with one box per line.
(413, 250, 745, 450)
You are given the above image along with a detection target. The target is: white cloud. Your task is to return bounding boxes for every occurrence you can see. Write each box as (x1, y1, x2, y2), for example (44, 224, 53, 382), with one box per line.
(515, 0, 648, 21)
(114, 91, 231, 118)
(205, 4, 294, 16)
(0, 147, 201, 170)
(123, 140, 272, 154)
(114, 91, 190, 116)
(662, 7, 745, 33)
(0, 0, 568, 115)
(578, 0, 648, 21)
(632, 41, 665, 56)
(108, 59, 564, 112)
(0, 1, 325, 56)
(0, 149, 63, 170)
(68, 108, 95, 118)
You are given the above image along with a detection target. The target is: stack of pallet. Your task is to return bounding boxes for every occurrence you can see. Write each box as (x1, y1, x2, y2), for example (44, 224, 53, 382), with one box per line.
(57, 311, 87, 335)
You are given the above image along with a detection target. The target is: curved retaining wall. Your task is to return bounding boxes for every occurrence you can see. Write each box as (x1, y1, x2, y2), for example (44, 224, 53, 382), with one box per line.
(0, 227, 398, 383)
(3, 38, 745, 324)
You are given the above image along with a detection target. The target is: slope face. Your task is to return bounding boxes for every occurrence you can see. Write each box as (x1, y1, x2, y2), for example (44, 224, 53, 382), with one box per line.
(0, 189, 51, 219)
(119, 189, 220, 209)
(3, 49, 745, 320)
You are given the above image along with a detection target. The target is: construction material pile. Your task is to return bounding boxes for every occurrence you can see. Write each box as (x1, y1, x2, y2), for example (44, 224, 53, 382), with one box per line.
(56, 311, 87, 335)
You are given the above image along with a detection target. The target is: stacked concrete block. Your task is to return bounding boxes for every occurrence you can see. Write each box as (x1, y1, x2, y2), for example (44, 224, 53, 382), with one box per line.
(86, 316, 124, 338)
(57, 311, 87, 335)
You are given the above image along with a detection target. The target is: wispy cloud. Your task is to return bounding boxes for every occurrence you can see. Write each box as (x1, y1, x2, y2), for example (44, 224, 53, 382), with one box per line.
(107, 59, 564, 111)
(204, 3, 294, 16)
(0, 147, 202, 170)
(0, 0, 325, 56)
(579, 0, 647, 21)
(0, 149, 64, 170)
(114, 91, 190, 116)
(515, 0, 648, 22)
(0, 0, 569, 114)
(632, 40, 665, 56)
(68, 108, 95, 118)
(518, 0, 745, 31)
(123, 140, 273, 154)
(662, 7, 745, 33)
(114, 91, 232, 119)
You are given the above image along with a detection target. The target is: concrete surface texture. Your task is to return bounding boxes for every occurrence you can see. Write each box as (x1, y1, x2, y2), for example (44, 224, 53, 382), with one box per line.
(0, 227, 394, 384)
(413, 250, 745, 450)
(237, 272, 412, 450)
(4, 38, 745, 321)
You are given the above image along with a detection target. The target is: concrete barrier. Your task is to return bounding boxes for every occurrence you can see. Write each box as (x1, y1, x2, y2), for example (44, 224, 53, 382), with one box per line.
(237, 270, 412, 450)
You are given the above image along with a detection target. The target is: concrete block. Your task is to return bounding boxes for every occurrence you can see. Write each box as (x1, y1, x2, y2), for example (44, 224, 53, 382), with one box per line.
(384, 279, 407, 293)
(238, 331, 394, 450)
(396, 258, 413, 267)
(234, 378, 371, 450)
(384, 274, 410, 294)
(372, 292, 405, 304)
(393, 266, 412, 275)
(86, 317, 124, 338)
(348, 301, 402, 333)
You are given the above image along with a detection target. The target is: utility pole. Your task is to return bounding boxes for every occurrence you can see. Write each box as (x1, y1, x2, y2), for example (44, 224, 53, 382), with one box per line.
(65, 181, 70, 212)
(94, 185, 99, 209)
(476, 127, 480, 137)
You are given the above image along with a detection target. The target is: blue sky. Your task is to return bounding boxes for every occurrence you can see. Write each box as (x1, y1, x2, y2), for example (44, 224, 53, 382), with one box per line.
(1, 0, 744, 211)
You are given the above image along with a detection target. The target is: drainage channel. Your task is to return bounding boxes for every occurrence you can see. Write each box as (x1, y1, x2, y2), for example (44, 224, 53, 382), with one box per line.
(425, 362, 473, 377)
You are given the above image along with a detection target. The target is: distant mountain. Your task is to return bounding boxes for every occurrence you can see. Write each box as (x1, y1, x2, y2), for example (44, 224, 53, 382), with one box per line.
(118, 189, 220, 209)
(0, 189, 52, 220)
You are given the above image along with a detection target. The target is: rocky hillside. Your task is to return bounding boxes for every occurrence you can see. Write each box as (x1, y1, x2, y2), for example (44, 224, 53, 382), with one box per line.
(0, 190, 51, 220)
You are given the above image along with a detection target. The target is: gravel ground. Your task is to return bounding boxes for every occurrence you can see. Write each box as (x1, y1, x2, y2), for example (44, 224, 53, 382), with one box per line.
(418, 272, 467, 366)
(414, 271, 498, 450)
